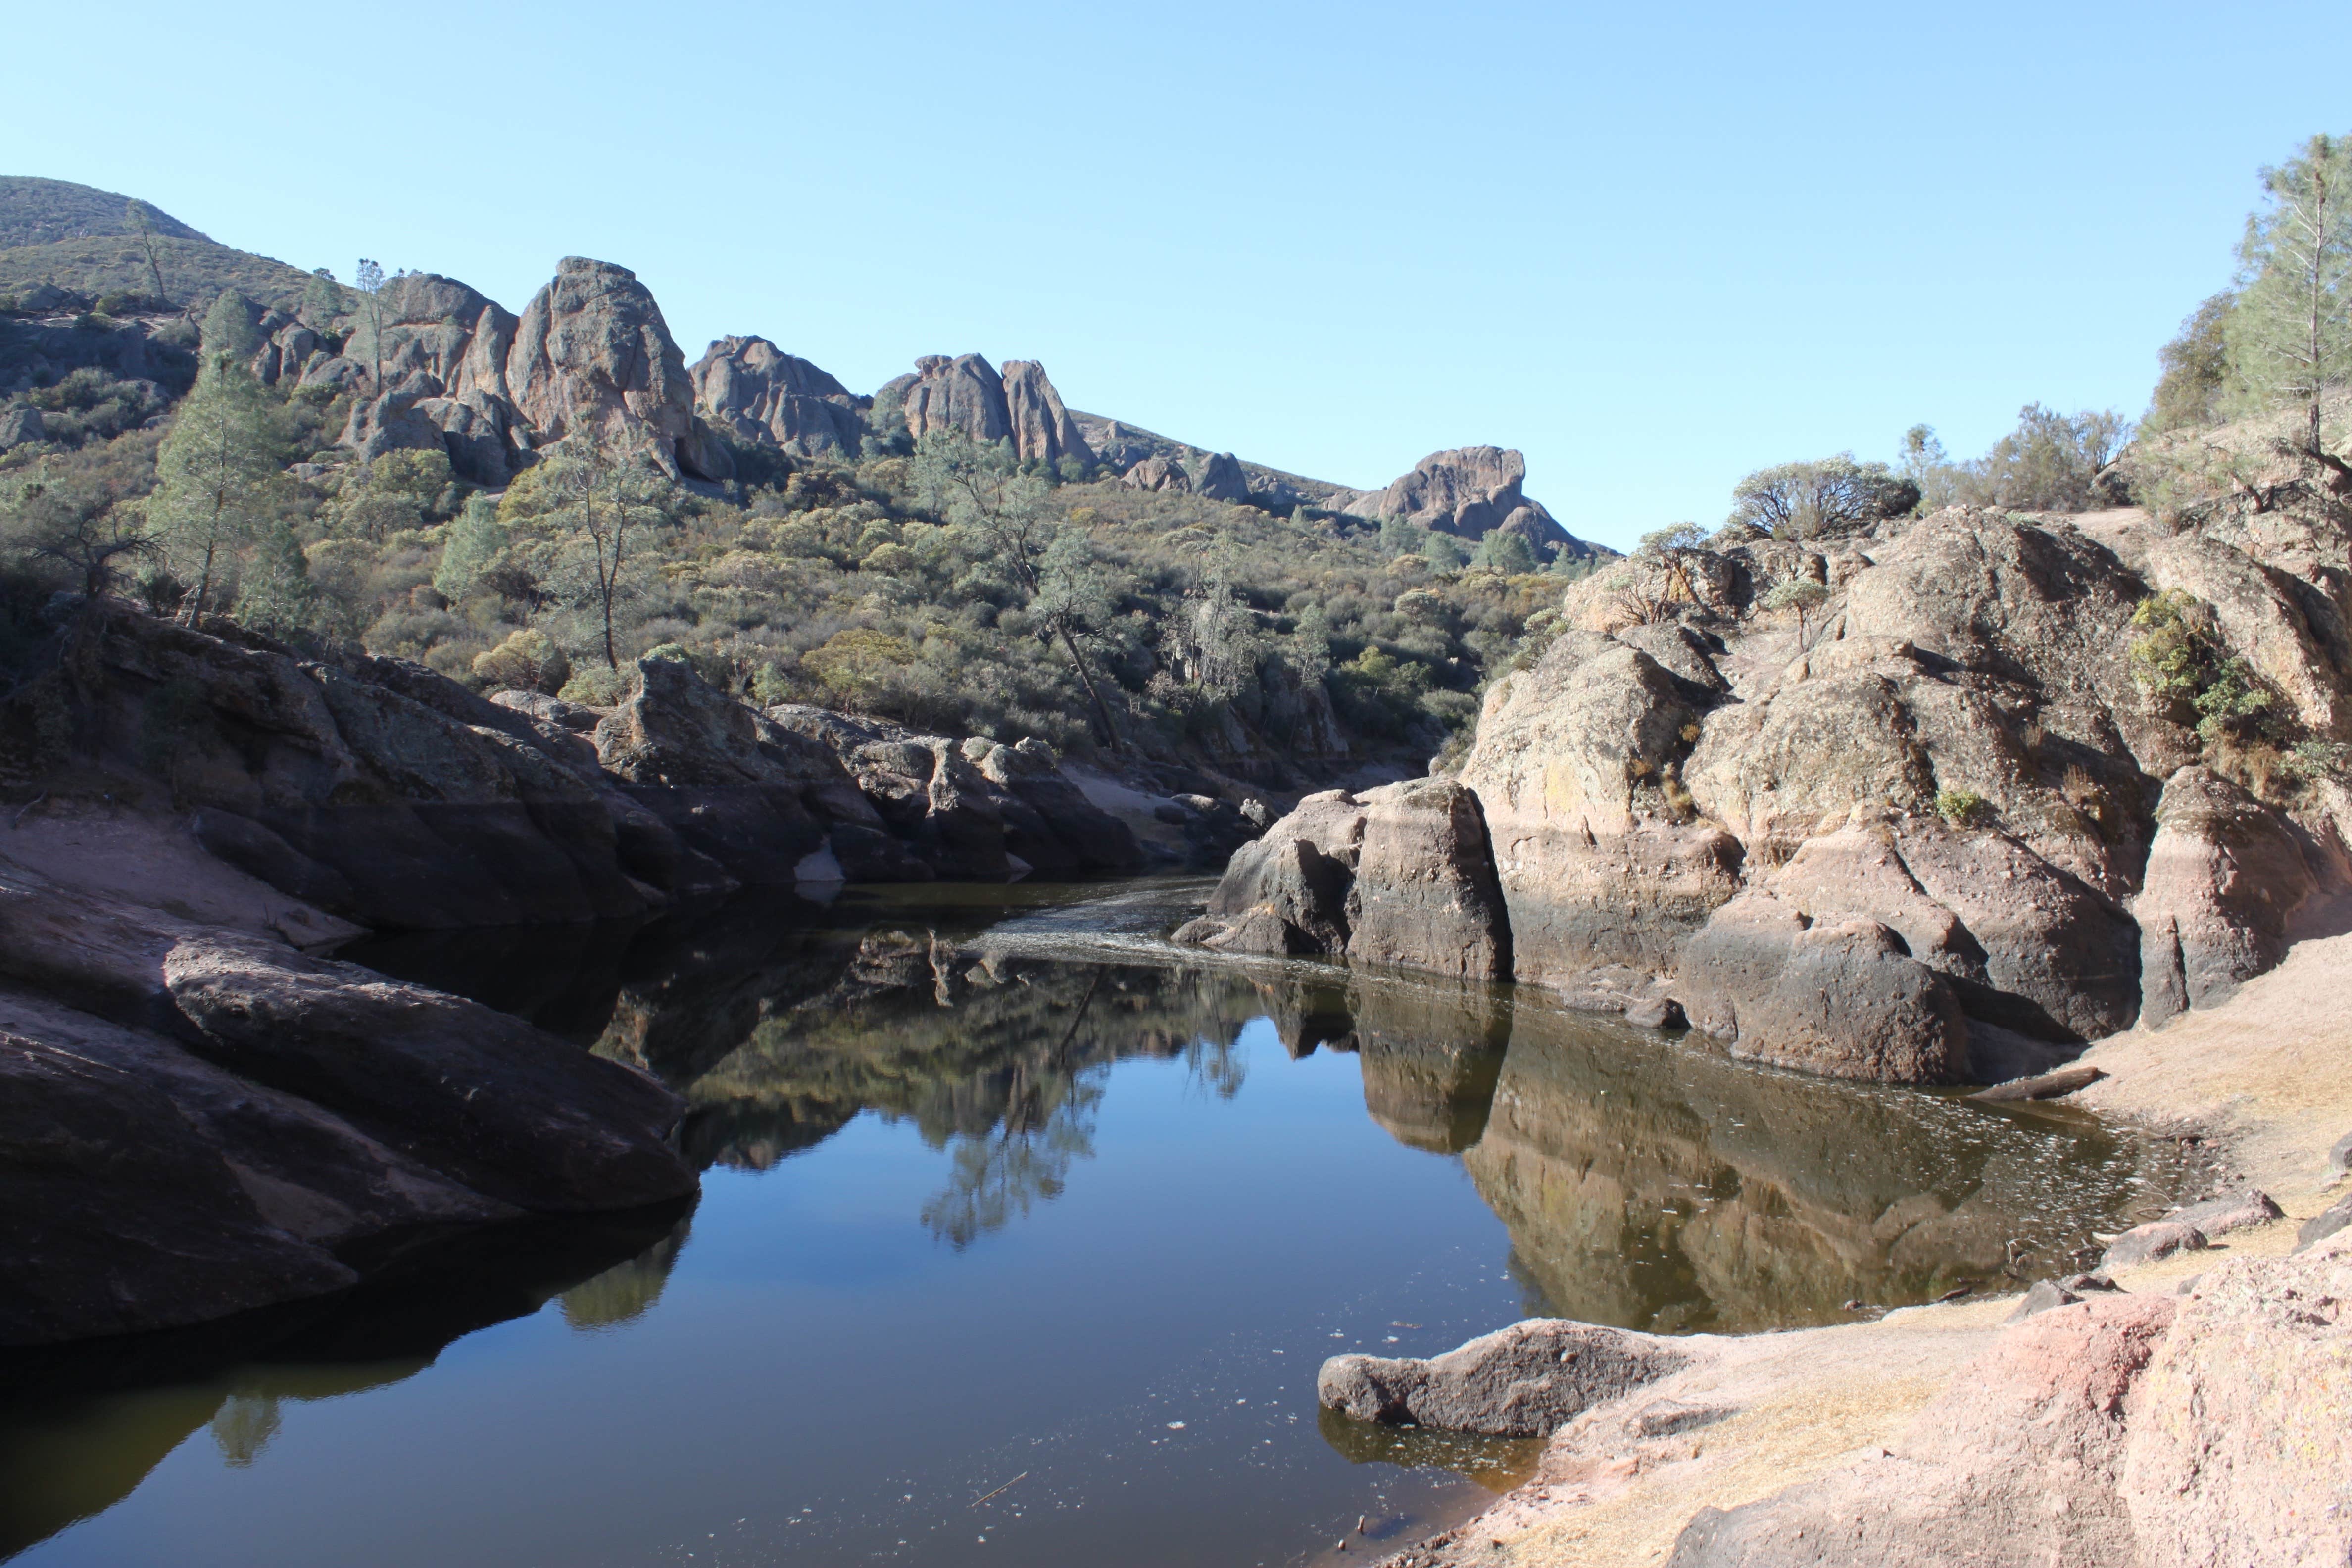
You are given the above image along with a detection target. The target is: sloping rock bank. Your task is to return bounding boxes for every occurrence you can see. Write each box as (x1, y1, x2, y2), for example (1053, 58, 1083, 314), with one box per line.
(1187, 505, 2352, 1084)
(8, 608, 1159, 936)
(0, 862, 693, 1346)
(1338, 1231, 2350, 1568)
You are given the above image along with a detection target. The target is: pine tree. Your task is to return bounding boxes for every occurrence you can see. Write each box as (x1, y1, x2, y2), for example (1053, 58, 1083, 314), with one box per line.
(153, 351, 282, 621)
(2226, 134, 2352, 461)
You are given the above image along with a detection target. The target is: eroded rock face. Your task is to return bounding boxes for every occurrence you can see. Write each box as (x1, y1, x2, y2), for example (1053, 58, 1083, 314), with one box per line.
(1326, 446, 1589, 557)
(1173, 780, 1510, 980)
(2134, 765, 2321, 1026)
(1319, 1318, 1690, 1437)
(690, 334, 867, 457)
(1001, 359, 1095, 470)
(337, 258, 733, 484)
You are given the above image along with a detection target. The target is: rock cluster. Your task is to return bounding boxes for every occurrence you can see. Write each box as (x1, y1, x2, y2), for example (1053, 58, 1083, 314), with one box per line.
(688, 334, 867, 457)
(1207, 504, 2349, 1084)
(338, 259, 734, 487)
(873, 352, 1095, 469)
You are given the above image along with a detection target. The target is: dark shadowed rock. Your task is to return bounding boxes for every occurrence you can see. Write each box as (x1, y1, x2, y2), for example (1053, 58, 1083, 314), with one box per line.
(2294, 1193, 2352, 1254)
(1190, 450, 1250, 501)
(1319, 1318, 1690, 1436)
(2004, 1278, 2084, 1322)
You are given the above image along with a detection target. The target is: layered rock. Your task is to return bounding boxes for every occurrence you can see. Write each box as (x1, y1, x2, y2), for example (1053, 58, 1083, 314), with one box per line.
(1173, 779, 1510, 981)
(689, 334, 868, 457)
(339, 258, 733, 486)
(2133, 765, 2323, 1026)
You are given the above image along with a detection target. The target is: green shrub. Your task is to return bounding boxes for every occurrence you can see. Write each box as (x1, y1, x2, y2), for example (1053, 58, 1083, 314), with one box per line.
(1936, 787, 1993, 828)
(471, 628, 569, 694)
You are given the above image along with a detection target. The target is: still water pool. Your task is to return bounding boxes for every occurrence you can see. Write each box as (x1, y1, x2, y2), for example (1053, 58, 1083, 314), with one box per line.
(0, 879, 2181, 1567)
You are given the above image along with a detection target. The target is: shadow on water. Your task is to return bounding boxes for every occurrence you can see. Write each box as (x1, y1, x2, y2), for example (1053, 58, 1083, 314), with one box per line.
(0, 877, 2184, 1561)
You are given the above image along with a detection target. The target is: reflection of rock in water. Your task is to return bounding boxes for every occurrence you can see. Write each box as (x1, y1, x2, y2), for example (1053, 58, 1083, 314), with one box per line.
(1315, 1403, 1542, 1495)
(1463, 1006, 2151, 1333)
(1342, 974, 1513, 1154)
(209, 1392, 281, 1467)
(560, 1213, 694, 1331)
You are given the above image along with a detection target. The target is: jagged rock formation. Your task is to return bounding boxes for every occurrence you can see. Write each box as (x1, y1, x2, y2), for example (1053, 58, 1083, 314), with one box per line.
(873, 352, 1095, 468)
(1183, 503, 2351, 1084)
(339, 258, 734, 486)
(688, 334, 868, 457)
(0, 863, 694, 1345)
(1325, 446, 1600, 560)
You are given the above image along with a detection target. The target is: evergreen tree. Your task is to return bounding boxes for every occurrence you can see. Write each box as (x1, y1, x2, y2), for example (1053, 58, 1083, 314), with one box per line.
(152, 350, 281, 621)
(2225, 134, 2352, 459)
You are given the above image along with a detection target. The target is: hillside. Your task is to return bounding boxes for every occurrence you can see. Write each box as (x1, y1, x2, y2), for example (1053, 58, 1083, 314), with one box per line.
(0, 176, 312, 309)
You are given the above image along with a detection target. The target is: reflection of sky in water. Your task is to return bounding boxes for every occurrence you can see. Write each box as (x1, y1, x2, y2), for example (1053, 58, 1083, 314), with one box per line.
(0, 882, 2185, 1568)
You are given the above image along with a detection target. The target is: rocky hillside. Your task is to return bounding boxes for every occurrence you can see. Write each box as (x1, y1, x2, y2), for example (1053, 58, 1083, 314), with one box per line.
(0, 176, 312, 311)
(1184, 479, 2352, 1085)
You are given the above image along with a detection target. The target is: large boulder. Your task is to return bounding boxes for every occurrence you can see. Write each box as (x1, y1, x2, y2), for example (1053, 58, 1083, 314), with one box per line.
(689, 334, 868, 457)
(1318, 1318, 1690, 1437)
(1174, 780, 1511, 980)
(1000, 359, 1095, 469)
(508, 257, 732, 481)
(2134, 765, 2322, 1026)
(1190, 450, 1250, 502)
(0, 867, 694, 1346)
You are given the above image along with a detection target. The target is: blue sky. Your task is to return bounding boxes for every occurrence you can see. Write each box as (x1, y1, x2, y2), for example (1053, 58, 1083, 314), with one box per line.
(13, 0, 2347, 548)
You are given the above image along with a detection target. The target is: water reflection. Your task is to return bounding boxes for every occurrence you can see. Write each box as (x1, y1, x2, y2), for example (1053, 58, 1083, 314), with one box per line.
(1, 882, 2175, 1565)
(351, 882, 2165, 1320)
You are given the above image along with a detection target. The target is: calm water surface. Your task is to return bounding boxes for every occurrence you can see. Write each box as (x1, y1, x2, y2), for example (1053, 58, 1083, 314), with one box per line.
(0, 879, 2187, 1567)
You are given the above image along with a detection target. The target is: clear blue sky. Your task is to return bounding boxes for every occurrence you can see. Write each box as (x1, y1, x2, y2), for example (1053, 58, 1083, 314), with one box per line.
(13, 0, 2348, 548)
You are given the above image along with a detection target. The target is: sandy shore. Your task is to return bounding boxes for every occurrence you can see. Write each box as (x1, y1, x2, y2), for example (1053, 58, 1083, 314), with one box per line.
(1371, 931, 2352, 1567)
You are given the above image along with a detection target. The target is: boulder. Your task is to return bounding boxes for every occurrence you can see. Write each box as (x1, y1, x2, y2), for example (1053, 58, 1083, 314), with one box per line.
(0, 403, 44, 450)
(508, 257, 731, 481)
(2120, 1234, 2352, 1567)
(2164, 1187, 2283, 1238)
(1121, 452, 1190, 492)
(2294, 1193, 2352, 1254)
(1666, 1295, 2176, 1568)
(1000, 359, 1094, 469)
(1966, 1063, 2104, 1102)
(1190, 450, 1250, 502)
(0, 868, 693, 1346)
(1318, 1318, 1690, 1437)
(1679, 900, 1969, 1083)
(689, 334, 867, 457)
(1174, 781, 1511, 980)
(2135, 765, 2320, 1026)
(2004, 1278, 2084, 1323)
(2099, 1220, 2207, 1271)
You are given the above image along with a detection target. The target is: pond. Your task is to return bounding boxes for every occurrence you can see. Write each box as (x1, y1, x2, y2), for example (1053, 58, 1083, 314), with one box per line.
(0, 878, 2186, 1567)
